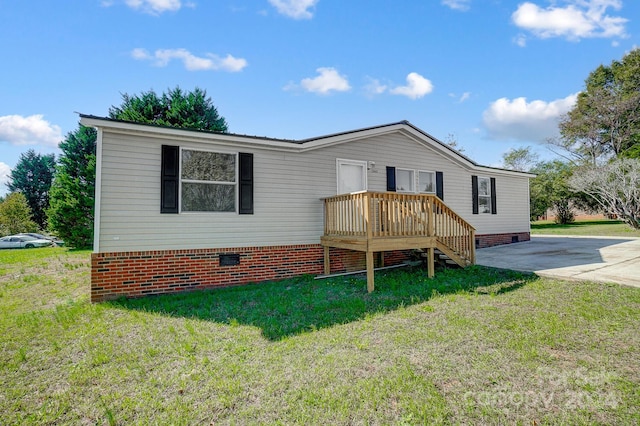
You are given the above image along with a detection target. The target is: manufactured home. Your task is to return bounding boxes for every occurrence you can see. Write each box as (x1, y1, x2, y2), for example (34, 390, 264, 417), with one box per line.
(81, 115, 534, 302)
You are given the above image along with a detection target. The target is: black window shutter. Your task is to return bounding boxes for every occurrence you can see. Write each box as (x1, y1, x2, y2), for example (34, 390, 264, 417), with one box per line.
(490, 177, 497, 215)
(161, 145, 179, 214)
(386, 166, 396, 192)
(471, 175, 479, 215)
(239, 152, 254, 215)
(436, 171, 444, 200)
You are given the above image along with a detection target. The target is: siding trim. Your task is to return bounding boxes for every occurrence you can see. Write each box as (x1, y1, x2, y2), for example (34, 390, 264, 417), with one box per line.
(93, 128, 103, 253)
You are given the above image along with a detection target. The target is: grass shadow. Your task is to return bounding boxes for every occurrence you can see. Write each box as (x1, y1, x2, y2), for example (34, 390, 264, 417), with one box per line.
(107, 265, 536, 341)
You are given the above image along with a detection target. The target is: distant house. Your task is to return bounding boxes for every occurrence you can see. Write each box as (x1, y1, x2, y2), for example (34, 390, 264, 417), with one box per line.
(81, 115, 534, 302)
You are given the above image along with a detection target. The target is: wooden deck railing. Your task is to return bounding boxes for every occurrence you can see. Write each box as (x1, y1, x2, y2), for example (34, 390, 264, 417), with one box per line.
(323, 191, 476, 264)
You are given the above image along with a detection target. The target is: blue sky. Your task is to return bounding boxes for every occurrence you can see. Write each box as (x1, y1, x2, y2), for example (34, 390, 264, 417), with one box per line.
(1, 0, 639, 196)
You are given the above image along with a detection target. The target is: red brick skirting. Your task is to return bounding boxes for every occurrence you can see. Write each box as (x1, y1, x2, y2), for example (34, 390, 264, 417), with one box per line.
(91, 233, 528, 302)
(91, 245, 412, 302)
(475, 232, 530, 249)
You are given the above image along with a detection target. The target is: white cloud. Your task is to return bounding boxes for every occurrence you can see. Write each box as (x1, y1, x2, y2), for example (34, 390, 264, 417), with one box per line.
(390, 72, 434, 99)
(482, 93, 578, 142)
(269, 0, 318, 19)
(124, 0, 184, 14)
(442, 0, 471, 11)
(514, 34, 528, 47)
(512, 1, 627, 41)
(0, 115, 63, 147)
(131, 48, 247, 72)
(364, 77, 387, 97)
(448, 92, 472, 102)
(0, 162, 11, 194)
(288, 67, 351, 95)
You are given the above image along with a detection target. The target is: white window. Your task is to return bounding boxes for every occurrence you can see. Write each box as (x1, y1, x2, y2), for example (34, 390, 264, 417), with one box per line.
(418, 171, 436, 193)
(181, 149, 237, 212)
(396, 168, 415, 192)
(478, 176, 491, 214)
(337, 159, 367, 194)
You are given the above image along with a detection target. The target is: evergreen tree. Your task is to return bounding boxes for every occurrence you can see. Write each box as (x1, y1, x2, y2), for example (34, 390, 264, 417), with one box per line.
(109, 86, 228, 132)
(47, 126, 96, 248)
(6, 149, 56, 229)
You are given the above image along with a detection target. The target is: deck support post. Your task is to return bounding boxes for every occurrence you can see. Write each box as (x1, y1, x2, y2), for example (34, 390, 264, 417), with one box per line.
(470, 229, 476, 264)
(324, 246, 330, 275)
(426, 247, 435, 278)
(366, 250, 375, 293)
(365, 193, 375, 293)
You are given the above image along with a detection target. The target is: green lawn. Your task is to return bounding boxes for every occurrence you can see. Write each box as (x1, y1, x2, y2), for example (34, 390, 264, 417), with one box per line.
(1, 248, 639, 424)
(531, 219, 640, 237)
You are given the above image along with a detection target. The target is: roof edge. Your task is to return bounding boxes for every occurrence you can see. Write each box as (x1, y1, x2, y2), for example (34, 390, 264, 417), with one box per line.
(78, 114, 535, 177)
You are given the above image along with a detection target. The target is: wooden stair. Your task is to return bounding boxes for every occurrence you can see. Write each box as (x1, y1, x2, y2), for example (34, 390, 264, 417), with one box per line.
(413, 246, 473, 269)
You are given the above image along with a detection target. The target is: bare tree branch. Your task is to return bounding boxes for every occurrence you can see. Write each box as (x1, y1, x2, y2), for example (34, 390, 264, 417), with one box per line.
(569, 159, 640, 229)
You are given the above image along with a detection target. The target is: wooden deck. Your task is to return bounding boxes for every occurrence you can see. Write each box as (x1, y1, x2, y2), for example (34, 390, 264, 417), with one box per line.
(321, 191, 476, 292)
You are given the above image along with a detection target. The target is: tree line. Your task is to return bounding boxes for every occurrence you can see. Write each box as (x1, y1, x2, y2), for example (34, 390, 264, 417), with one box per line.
(1, 87, 228, 247)
(502, 48, 640, 229)
(3, 49, 640, 245)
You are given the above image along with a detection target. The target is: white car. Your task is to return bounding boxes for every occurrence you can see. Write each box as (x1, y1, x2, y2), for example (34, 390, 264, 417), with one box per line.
(0, 235, 53, 249)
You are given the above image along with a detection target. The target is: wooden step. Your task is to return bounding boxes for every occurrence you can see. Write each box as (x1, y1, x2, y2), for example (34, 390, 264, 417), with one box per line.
(413, 248, 462, 267)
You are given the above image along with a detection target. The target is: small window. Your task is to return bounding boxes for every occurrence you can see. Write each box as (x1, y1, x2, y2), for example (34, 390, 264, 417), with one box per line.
(396, 169, 414, 192)
(418, 171, 436, 193)
(181, 149, 236, 212)
(478, 177, 491, 214)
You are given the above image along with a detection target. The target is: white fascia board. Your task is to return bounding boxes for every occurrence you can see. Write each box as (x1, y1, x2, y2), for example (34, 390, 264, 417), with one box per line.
(80, 116, 403, 153)
(397, 126, 477, 169)
(79, 116, 303, 152)
(394, 126, 536, 178)
(296, 124, 406, 151)
(471, 166, 536, 179)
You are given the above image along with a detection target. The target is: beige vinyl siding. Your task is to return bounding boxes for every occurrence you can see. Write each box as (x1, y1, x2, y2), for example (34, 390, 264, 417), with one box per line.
(469, 175, 531, 235)
(96, 130, 531, 252)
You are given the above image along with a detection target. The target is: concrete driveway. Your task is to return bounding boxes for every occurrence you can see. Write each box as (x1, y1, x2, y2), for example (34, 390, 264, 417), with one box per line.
(476, 235, 640, 288)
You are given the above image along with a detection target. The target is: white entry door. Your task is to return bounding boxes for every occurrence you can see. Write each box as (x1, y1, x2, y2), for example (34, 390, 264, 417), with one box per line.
(337, 159, 367, 194)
